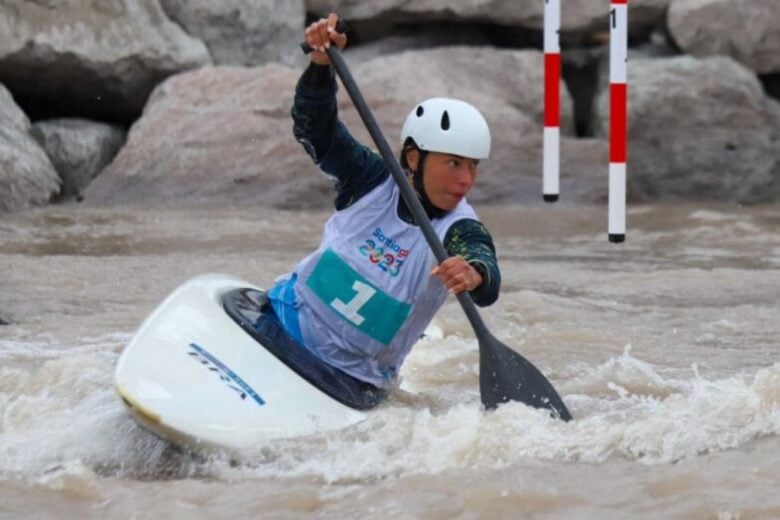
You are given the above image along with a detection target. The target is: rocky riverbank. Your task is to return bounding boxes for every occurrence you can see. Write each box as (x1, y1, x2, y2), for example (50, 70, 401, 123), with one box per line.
(1, 0, 779, 212)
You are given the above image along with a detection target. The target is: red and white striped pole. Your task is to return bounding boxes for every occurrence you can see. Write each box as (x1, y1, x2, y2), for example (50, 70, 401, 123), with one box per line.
(543, 0, 561, 203)
(609, 0, 628, 243)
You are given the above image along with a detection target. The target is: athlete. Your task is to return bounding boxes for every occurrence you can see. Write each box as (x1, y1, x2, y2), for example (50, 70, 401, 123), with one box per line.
(262, 13, 501, 408)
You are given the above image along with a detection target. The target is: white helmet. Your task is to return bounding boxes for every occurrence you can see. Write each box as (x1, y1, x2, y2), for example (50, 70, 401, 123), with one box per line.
(400, 97, 491, 160)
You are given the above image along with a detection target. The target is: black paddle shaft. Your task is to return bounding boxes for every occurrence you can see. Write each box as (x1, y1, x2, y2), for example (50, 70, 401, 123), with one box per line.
(301, 38, 571, 420)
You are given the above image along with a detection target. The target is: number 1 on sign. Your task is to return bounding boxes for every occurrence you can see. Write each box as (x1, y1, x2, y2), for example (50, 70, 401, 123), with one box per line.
(331, 281, 376, 325)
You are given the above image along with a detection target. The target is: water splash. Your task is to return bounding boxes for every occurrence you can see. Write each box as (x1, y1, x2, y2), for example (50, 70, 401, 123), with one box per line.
(2, 333, 778, 485)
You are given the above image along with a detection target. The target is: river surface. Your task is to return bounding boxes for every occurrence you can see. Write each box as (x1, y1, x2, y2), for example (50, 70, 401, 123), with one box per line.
(1, 203, 779, 519)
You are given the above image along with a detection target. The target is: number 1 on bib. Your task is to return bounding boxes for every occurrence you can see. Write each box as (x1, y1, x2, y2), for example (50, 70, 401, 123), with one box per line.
(331, 281, 376, 325)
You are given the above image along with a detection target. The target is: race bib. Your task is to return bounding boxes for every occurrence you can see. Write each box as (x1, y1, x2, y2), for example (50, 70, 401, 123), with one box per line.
(306, 249, 411, 345)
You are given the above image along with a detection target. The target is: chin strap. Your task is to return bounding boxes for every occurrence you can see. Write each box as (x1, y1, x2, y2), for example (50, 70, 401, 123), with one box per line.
(409, 151, 447, 220)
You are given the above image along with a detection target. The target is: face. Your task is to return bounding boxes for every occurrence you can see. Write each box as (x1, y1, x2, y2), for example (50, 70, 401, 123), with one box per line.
(406, 150, 480, 211)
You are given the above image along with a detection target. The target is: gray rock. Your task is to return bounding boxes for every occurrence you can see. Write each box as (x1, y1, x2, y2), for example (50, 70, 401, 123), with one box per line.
(306, 0, 669, 39)
(160, 0, 306, 67)
(86, 47, 594, 208)
(563, 0, 671, 41)
(629, 0, 672, 31)
(85, 64, 319, 208)
(31, 119, 127, 202)
(345, 30, 492, 64)
(473, 134, 609, 206)
(0, 0, 211, 123)
(0, 84, 60, 213)
(593, 55, 780, 203)
(668, 0, 780, 75)
(308, 0, 545, 25)
(347, 47, 575, 135)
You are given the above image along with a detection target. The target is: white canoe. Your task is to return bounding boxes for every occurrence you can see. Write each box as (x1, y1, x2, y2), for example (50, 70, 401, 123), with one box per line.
(114, 273, 368, 451)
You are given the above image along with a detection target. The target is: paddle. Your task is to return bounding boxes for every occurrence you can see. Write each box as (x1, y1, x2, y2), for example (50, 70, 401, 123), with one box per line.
(301, 33, 572, 421)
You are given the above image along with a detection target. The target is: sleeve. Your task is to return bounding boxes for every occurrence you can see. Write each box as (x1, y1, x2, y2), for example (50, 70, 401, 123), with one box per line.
(442, 218, 501, 306)
(292, 63, 389, 210)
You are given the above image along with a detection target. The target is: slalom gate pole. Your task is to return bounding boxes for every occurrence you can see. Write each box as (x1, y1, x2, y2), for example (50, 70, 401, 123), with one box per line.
(543, 0, 561, 203)
(608, 0, 628, 243)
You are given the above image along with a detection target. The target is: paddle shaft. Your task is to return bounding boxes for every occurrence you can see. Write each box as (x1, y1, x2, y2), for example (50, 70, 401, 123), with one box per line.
(324, 46, 491, 340)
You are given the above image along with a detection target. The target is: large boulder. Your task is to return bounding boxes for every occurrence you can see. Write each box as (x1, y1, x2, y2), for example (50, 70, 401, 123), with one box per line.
(668, 0, 780, 75)
(0, 85, 60, 213)
(0, 0, 211, 123)
(86, 47, 600, 208)
(593, 55, 780, 203)
(160, 0, 306, 67)
(85, 64, 318, 208)
(31, 119, 127, 202)
(338, 29, 493, 64)
(305, 0, 670, 40)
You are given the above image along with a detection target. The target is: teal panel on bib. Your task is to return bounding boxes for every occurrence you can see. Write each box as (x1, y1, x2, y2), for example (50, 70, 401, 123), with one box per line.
(306, 249, 411, 345)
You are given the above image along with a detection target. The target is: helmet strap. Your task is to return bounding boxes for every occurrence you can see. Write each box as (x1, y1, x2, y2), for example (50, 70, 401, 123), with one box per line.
(410, 151, 447, 219)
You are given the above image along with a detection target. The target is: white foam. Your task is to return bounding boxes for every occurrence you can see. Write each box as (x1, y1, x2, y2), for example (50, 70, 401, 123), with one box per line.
(2, 336, 779, 484)
(218, 352, 780, 482)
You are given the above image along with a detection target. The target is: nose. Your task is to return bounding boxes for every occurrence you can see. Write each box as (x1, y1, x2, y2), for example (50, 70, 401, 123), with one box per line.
(456, 161, 478, 186)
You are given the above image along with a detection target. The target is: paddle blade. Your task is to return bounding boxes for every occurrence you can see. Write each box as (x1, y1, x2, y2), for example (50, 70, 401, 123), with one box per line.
(479, 332, 572, 421)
